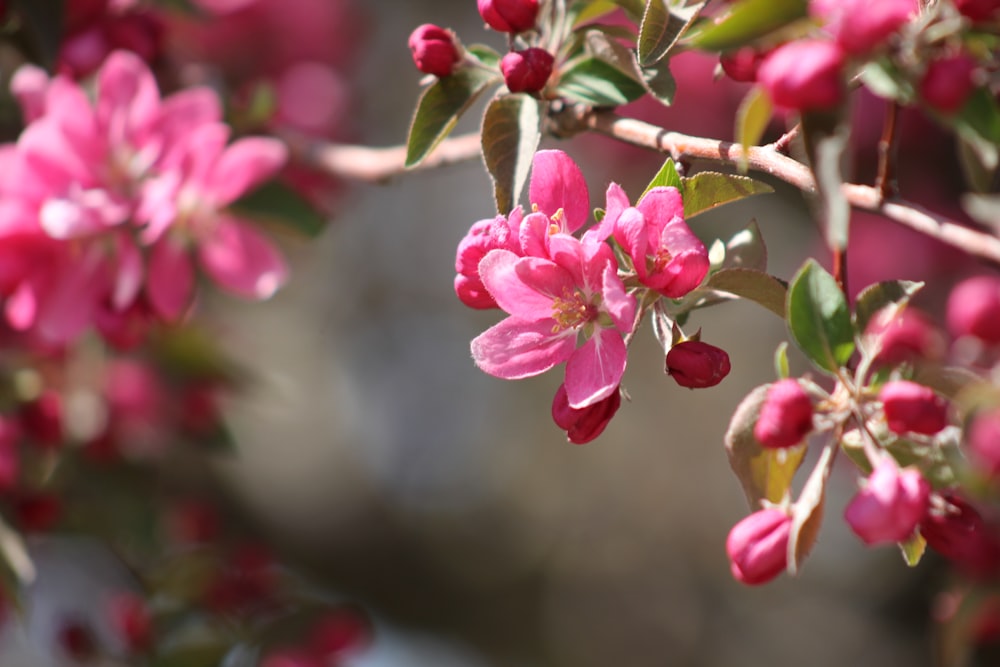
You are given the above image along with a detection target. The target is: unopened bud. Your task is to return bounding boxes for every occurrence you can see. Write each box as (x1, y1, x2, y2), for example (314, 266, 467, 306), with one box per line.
(408, 24, 461, 78)
(920, 54, 977, 114)
(753, 379, 814, 449)
(844, 460, 929, 545)
(108, 592, 153, 655)
(809, 0, 917, 55)
(953, 0, 1000, 22)
(666, 340, 731, 389)
(501, 47, 554, 93)
(968, 409, 1000, 478)
(864, 307, 944, 367)
(726, 508, 792, 585)
(757, 39, 845, 111)
(921, 494, 1000, 578)
(880, 380, 948, 435)
(719, 47, 767, 83)
(477, 0, 540, 34)
(946, 275, 1000, 344)
(551, 383, 620, 444)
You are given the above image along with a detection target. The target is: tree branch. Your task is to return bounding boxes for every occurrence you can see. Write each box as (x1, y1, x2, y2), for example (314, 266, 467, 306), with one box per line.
(287, 106, 1000, 266)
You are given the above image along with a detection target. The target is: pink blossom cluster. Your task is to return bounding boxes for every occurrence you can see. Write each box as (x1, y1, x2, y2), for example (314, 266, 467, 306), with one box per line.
(0, 50, 288, 346)
(454, 150, 715, 443)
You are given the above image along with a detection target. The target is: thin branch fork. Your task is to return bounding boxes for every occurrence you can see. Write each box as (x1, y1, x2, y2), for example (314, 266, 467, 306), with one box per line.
(287, 107, 1000, 267)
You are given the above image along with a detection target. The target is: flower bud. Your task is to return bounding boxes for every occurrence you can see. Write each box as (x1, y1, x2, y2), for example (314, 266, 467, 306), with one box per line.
(809, 0, 917, 55)
(666, 340, 731, 389)
(477, 0, 540, 34)
(921, 494, 1000, 578)
(726, 508, 792, 585)
(309, 607, 371, 659)
(864, 307, 944, 367)
(920, 54, 977, 114)
(844, 461, 929, 545)
(757, 39, 845, 111)
(719, 47, 767, 83)
(454, 213, 521, 309)
(551, 383, 621, 444)
(501, 47, 554, 93)
(408, 24, 461, 78)
(108, 592, 153, 655)
(880, 380, 948, 435)
(967, 409, 1000, 478)
(953, 0, 1000, 22)
(753, 379, 814, 449)
(946, 275, 1000, 344)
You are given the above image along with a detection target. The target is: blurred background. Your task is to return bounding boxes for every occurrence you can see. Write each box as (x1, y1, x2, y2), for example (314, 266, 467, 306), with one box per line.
(2, 0, 991, 665)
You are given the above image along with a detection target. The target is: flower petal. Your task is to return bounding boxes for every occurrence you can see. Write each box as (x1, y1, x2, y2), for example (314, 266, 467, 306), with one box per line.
(479, 249, 558, 320)
(636, 186, 684, 237)
(601, 261, 636, 333)
(207, 137, 288, 206)
(471, 316, 576, 379)
(147, 236, 195, 321)
(564, 327, 627, 408)
(198, 216, 287, 299)
(529, 149, 590, 233)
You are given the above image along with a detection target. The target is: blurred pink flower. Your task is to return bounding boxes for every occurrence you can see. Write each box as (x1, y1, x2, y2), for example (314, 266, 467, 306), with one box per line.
(844, 460, 929, 545)
(810, 0, 917, 55)
(757, 39, 845, 111)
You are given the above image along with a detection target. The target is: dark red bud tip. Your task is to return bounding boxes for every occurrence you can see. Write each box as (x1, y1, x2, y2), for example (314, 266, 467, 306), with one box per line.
(753, 379, 813, 449)
(551, 383, 621, 444)
(408, 24, 461, 78)
(501, 47, 554, 94)
(478, 0, 540, 33)
(666, 340, 731, 389)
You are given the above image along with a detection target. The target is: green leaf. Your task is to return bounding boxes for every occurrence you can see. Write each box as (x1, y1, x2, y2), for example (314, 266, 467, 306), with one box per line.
(687, 0, 808, 52)
(853, 279, 924, 335)
(611, 0, 647, 20)
(787, 441, 835, 574)
(467, 44, 502, 69)
(641, 157, 682, 198)
(724, 219, 768, 272)
(638, 1, 705, 67)
(859, 59, 915, 104)
(641, 62, 677, 106)
(557, 58, 647, 106)
(405, 67, 500, 167)
(786, 259, 854, 373)
(725, 383, 807, 509)
(568, 0, 622, 26)
(898, 530, 926, 567)
(774, 341, 790, 379)
(707, 267, 787, 318)
(681, 171, 773, 218)
(229, 180, 328, 238)
(481, 94, 542, 215)
(953, 88, 1000, 171)
(735, 86, 772, 172)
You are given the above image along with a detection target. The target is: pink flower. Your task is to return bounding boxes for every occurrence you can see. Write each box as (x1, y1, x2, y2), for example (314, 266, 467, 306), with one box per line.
(471, 234, 635, 408)
(454, 150, 590, 308)
(593, 184, 708, 298)
(477, 0, 540, 33)
(726, 508, 792, 585)
(844, 460, 930, 545)
(408, 24, 461, 78)
(880, 380, 949, 435)
(810, 0, 917, 55)
(947, 275, 1000, 344)
(551, 382, 621, 444)
(501, 48, 554, 94)
(920, 54, 978, 114)
(665, 340, 731, 388)
(753, 379, 814, 449)
(757, 39, 845, 111)
(968, 409, 1000, 478)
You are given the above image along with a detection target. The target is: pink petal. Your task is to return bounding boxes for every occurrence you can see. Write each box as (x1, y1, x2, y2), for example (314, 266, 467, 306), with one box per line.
(96, 50, 161, 147)
(636, 186, 684, 237)
(600, 262, 635, 333)
(529, 150, 590, 233)
(518, 211, 553, 258)
(564, 327, 627, 408)
(154, 87, 224, 170)
(112, 233, 143, 311)
(471, 317, 576, 379)
(614, 207, 649, 277)
(206, 137, 288, 206)
(479, 250, 558, 320)
(588, 181, 630, 242)
(147, 236, 195, 321)
(11, 65, 50, 122)
(198, 216, 287, 299)
(6, 281, 38, 331)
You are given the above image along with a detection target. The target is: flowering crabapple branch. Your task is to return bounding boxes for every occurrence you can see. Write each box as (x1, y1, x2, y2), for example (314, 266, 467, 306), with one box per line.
(291, 106, 1000, 267)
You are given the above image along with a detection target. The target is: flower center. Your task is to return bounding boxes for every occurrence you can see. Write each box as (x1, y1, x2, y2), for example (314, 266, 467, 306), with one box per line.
(651, 246, 673, 273)
(551, 288, 597, 332)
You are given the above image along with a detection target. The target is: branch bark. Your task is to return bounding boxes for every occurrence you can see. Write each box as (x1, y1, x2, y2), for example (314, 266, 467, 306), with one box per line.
(287, 106, 1000, 266)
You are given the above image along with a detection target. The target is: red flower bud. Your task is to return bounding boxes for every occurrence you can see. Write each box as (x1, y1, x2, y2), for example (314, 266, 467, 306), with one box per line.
(57, 618, 97, 662)
(726, 508, 792, 585)
(920, 54, 977, 114)
(753, 379, 814, 449)
(921, 494, 1000, 579)
(551, 383, 620, 444)
(108, 592, 153, 655)
(947, 275, 1000, 344)
(954, 0, 1000, 22)
(501, 47, 554, 93)
(19, 389, 63, 448)
(757, 39, 845, 111)
(408, 24, 461, 78)
(968, 409, 1000, 478)
(308, 607, 371, 659)
(666, 340, 731, 389)
(809, 0, 917, 55)
(844, 461, 929, 545)
(719, 47, 767, 83)
(864, 307, 944, 367)
(477, 0, 540, 34)
(880, 380, 948, 435)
